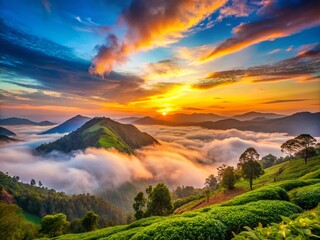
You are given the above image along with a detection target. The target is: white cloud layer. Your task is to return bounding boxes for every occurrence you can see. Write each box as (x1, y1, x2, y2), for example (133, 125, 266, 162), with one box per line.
(0, 125, 293, 194)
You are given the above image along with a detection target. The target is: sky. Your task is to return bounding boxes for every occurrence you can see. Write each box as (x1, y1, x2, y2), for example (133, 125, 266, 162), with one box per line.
(0, 0, 319, 121)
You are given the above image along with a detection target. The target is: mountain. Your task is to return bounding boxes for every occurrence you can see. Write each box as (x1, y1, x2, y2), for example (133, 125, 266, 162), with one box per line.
(157, 113, 226, 123)
(0, 117, 55, 126)
(232, 111, 285, 121)
(0, 126, 16, 136)
(197, 112, 320, 136)
(40, 115, 91, 134)
(133, 116, 175, 125)
(0, 135, 18, 143)
(36, 117, 159, 154)
(116, 117, 142, 124)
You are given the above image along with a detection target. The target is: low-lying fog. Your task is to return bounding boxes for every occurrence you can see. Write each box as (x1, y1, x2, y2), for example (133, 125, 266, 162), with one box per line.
(0, 124, 294, 194)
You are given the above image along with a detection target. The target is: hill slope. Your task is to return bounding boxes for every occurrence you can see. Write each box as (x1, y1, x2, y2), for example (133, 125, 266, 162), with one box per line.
(40, 115, 91, 134)
(50, 156, 320, 240)
(0, 126, 16, 136)
(0, 172, 125, 226)
(36, 117, 158, 154)
(0, 117, 55, 126)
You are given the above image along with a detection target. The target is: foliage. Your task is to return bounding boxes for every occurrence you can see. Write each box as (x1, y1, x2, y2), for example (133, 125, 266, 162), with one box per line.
(238, 147, 264, 190)
(0, 202, 38, 240)
(53, 200, 302, 240)
(133, 192, 146, 220)
(218, 164, 236, 190)
(222, 187, 289, 206)
(173, 194, 204, 211)
(69, 218, 84, 233)
(289, 183, 320, 210)
(40, 213, 70, 237)
(205, 174, 218, 190)
(260, 154, 277, 169)
(281, 134, 317, 164)
(172, 185, 203, 199)
(271, 179, 320, 191)
(82, 211, 99, 232)
(145, 183, 173, 217)
(0, 172, 125, 227)
(232, 211, 320, 240)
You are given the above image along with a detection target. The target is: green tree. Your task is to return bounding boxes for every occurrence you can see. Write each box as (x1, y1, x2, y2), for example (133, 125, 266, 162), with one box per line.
(133, 192, 146, 220)
(0, 202, 37, 240)
(69, 218, 84, 233)
(145, 183, 173, 217)
(205, 174, 218, 190)
(82, 211, 99, 232)
(238, 147, 264, 190)
(40, 213, 70, 237)
(217, 164, 236, 190)
(260, 154, 277, 168)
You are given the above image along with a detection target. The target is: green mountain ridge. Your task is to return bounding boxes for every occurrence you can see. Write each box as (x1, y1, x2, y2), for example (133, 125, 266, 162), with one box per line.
(36, 117, 159, 154)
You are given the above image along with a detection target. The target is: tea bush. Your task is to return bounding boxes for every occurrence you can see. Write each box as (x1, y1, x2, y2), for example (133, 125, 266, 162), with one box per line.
(221, 187, 289, 206)
(290, 183, 320, 210)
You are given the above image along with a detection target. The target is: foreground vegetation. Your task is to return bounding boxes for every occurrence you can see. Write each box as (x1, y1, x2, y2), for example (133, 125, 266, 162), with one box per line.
(43, 154, 320, 240)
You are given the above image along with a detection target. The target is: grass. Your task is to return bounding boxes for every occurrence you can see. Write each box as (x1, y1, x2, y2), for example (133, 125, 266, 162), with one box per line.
(22, 210, 41, 225)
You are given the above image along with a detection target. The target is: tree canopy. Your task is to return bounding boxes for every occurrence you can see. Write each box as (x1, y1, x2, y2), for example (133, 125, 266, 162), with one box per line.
(238, 148, 264, 190)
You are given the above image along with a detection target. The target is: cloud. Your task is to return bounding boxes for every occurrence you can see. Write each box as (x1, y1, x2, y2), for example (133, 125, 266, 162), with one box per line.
(90, 0, 227, 74)
(192, 44, 320, 89)
(192, 70, 243, 89)
(218, 0, 259, 19)
(0, 125, 296, 195)
(0, 19, 175, 104)
(262, 99, 310, 104)
(143, 59, 195, 82)
(201, 0, 320, 63)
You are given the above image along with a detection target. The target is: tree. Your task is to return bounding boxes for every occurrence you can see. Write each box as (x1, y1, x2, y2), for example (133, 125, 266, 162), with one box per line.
(281, 134, 317, 165)
(133, 192, 146, 220)
(0, 202, 37, 240)
(281, 139, 299, 161)
(69, 218, 84, 233)
(82, 211, 99, 232)
(217, 164, 236, 190)
(40, 213, 70, 237)
(260, 154, 277, 168)
(205, 174, 218, 190)
(238, 148, 264, 190)
(145, 183, 173, 217)
(39, 181, 43, 187)
(30, 179, 36, 186)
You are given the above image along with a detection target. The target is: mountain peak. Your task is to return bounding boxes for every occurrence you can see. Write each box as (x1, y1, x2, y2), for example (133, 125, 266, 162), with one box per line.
(36, 118, 158, 154)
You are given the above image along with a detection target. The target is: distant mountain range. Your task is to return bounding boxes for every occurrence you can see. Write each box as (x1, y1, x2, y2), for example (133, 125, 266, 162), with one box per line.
(40, 115, 91, 134)
(0, 126, 16, 136)
(0, 117, 55, 126)
(36, 117, 159, 154)
(116, 117, 142, 124)
(133, 112, 320, 136)
(231, 111, 285, 121)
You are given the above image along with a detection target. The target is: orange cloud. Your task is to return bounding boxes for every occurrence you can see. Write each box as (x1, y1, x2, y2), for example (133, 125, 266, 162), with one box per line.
(201, 0, 320, 63)
(90, 0, 227, 75)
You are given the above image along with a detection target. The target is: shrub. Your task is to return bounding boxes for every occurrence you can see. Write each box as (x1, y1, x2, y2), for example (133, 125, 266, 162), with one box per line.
(173, 195, 203, 210)
(300, 169, 320, 180)
(272, 179, 320, 191)
(221, 187, 289, 206)
(208, 200, 302, 237)
(290, 183, 320, 210)
(130, 216, 228, 240)
(232, 211, 320, 239)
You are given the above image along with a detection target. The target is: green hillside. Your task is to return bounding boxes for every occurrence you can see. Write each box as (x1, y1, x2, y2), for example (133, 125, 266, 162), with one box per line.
(36, 117, 158, 154)
(44, 156, 320, 240)
(0, 172, 125, 227)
